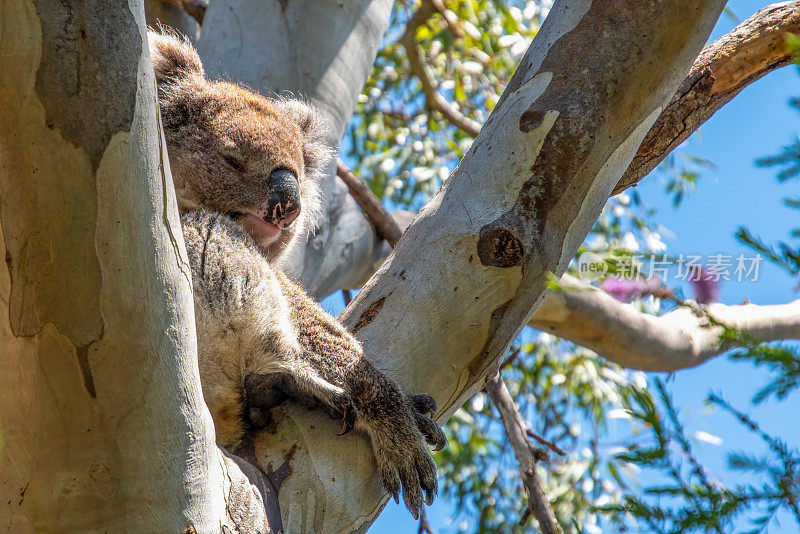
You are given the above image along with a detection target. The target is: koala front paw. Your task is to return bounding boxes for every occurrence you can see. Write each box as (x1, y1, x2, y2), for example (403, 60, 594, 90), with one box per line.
(369, 396, 446, 519)
(375, 426, 439, 520)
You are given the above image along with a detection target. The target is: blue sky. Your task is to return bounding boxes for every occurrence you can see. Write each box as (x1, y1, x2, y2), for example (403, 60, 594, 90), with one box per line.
(323, 1, 800, 531)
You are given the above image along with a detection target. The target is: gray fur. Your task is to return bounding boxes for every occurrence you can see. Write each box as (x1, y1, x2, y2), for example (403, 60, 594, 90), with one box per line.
(150, 30, 445, 518)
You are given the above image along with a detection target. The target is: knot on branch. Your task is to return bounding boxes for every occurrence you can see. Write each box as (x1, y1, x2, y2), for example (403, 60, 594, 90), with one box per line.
(477, 226, 524, 268)
(519, 109, 546, 133)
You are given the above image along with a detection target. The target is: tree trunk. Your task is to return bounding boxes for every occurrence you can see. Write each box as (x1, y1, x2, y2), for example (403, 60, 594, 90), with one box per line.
(0, 2, 271, 531)
(0, 0, 731, 532)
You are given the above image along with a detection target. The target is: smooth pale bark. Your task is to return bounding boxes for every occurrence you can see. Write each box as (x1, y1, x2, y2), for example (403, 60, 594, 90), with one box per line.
(336, 0, 722, 527)
(197, 0, 396, 299)
(337, 157, 800, 373)
(531, 275, 800, 371)
(345, 0, 724, 413)
(324, 0, 800, 376)
(272, 0, 800, 303)
(0, 2, 271, 531)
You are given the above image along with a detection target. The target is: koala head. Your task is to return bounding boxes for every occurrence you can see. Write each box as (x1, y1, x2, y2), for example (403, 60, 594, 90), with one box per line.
(148, 30, 332, 260)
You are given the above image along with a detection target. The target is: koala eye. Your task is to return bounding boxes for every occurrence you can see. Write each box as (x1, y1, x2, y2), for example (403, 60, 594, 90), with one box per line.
(222, 154, 245, 172)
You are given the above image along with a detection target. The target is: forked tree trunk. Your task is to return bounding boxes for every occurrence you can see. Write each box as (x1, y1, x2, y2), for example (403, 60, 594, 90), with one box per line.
(0, 2, 266, 532)
(197, 0, 398, 299)
(0, 0, 726, 532)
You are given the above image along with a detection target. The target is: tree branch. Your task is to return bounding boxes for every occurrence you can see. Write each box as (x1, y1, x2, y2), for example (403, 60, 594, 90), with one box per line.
(417, 507, 435, 534)
(290, 0, 800, 302)
(194, 1, 728, 531)
(402, 0, 482, 137)
(527, 429, 567, 457)
(530, 275, 800, 371)
(337, 159, 402, 246)
(614, 0, 800, 193)
(344, 0, 800, 374)
(339, 162, 800, 373)
(336, 159, 572, 530)
(429, 0, 464, 37)
(485, 375, 561, 534)
(338, 12, 726, 534)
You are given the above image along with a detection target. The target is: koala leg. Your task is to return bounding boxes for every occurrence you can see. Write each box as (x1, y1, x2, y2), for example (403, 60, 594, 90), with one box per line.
(274, 271, 447, 519)
(244, 364, 355, 433)
(181, 210, 447, 517)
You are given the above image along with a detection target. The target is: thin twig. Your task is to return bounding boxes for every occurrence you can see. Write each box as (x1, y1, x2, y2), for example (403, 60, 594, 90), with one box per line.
(526, 429, 566, 457)
(417, 506, 435, 534)
(342, 289, 352, 305)
(402, 0, 481, 137)
(485, 374, 562, 534)
(499, 347, 522, 369)
(428, 0, 463, 37)
(336, 159, 403, 247)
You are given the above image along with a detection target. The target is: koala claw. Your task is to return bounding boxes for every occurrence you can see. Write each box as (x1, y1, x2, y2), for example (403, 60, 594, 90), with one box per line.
(317, 389, 355, 435)
(415, 411, 447, 451)
(334, 398, 356, 436)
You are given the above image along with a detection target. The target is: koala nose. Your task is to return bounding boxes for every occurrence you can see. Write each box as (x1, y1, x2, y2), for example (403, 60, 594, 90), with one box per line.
(265, 168, 301, 229)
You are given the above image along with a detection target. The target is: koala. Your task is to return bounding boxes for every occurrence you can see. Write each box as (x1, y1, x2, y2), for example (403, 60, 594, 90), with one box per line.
(149, 30, 446, 518)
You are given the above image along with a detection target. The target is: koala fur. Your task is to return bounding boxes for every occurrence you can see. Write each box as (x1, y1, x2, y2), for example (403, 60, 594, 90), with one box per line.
(149, 30, 445, 517)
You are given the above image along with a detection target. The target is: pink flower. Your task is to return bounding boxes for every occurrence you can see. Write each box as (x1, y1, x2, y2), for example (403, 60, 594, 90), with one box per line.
(687, 265, 720, 304)
(601, 276, 664, 303)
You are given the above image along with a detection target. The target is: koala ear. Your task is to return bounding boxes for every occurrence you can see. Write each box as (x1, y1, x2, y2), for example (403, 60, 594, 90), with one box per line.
(279, 100, 334, 180)
(148, 29, 204, 87)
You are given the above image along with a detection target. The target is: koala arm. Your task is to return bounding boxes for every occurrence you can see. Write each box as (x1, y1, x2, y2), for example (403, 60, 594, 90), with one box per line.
(267, 271, 447, 515)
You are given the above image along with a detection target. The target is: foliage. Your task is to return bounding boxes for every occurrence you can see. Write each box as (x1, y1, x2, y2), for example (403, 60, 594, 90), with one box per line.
(344, 0, 542, 209)
(658, 152, 715, 208)
(737, 38, 800, 277)
(437, 338, 646, 533)
(596, 382, 800, 534)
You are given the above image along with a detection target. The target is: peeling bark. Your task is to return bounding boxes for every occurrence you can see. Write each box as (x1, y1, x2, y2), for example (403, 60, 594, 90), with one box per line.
(614, 0, 800, 193)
